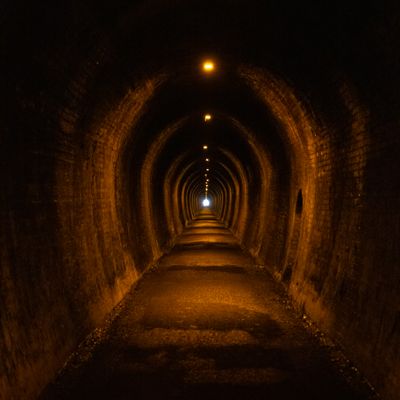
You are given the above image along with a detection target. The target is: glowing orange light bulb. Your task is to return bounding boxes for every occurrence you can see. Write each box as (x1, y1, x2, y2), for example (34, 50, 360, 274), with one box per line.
(202, 60, 215, 73)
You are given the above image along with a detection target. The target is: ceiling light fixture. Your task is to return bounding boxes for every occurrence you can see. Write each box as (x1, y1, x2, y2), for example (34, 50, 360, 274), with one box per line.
(202, 60, 215, 73)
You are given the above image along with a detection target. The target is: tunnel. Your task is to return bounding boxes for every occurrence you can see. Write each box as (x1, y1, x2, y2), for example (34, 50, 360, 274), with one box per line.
(1, 1, 400, 399)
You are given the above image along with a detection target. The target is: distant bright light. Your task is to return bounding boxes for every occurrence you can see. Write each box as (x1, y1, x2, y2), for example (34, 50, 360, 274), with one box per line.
(206, 179, 209, 182)
(204, 114, 212, 121)
(202, 61, 215, 73)
(202, 198, 210, 207)
(206, 168, 209, 171)
(203, 145, 208, 149)
(205, 158, 210, 162)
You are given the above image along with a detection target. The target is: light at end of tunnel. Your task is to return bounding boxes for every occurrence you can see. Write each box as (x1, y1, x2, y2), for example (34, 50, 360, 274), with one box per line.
(203, 145, 208, 149)
(204, 114, 212, 121)
(202, 61, 215, 73)
(202, 198, 210, 207)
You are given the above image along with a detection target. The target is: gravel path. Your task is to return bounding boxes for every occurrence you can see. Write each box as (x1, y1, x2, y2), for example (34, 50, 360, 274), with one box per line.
(41, 211, 377, 400)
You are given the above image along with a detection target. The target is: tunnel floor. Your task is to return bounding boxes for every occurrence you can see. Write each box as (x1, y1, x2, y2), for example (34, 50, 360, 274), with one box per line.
(41, 210, 376, 400)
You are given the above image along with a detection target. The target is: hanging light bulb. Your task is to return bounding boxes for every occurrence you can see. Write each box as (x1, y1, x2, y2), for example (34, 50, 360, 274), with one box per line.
(202, 61, 215, 73)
